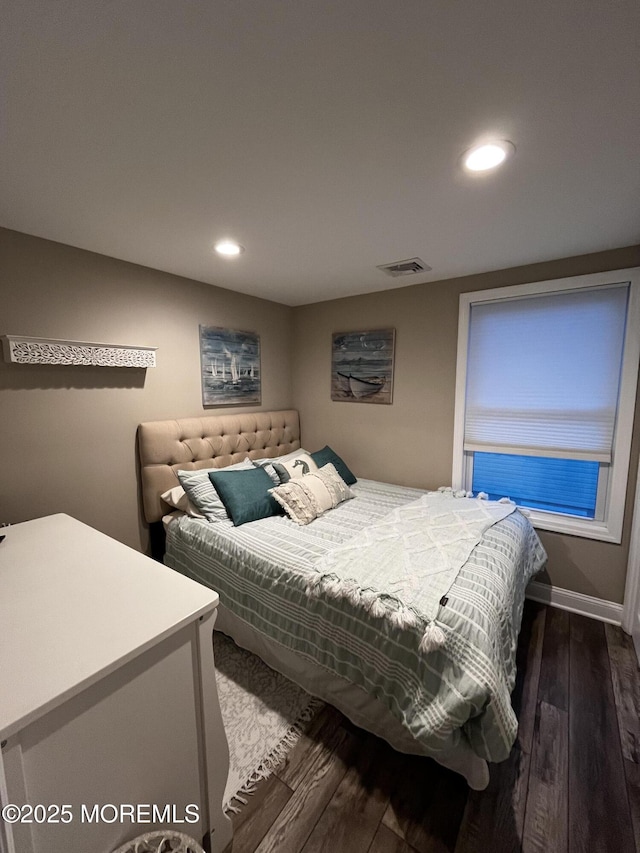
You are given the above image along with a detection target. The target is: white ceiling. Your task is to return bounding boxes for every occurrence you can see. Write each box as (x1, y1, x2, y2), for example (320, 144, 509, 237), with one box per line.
(1, 1, 639, 306)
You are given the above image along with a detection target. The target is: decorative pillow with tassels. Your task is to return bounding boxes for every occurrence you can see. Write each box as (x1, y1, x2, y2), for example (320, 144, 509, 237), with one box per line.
(270, 463, 354, 524)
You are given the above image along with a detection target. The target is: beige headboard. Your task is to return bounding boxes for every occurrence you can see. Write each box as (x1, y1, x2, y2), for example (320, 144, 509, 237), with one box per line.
(138, 409, 301, 523)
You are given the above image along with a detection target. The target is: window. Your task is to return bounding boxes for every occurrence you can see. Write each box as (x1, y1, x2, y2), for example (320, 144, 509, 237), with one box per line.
(452, 269, 640, 542)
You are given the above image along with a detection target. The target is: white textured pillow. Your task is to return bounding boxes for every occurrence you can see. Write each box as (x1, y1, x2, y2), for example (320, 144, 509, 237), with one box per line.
(160, 485, 205, 519)
(270, 463, 354, 525)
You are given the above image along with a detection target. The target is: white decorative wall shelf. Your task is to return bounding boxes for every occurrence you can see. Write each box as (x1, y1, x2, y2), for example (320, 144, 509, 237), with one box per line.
(1, 335, 157, 368)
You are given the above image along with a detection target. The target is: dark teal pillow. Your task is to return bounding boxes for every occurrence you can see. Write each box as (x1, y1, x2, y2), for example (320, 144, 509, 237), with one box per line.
(208, 466, 282, 526)
(310, 446, 357, 485)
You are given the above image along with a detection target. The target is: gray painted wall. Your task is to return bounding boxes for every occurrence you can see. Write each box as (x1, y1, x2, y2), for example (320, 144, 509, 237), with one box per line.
(0, 228, 293, 551)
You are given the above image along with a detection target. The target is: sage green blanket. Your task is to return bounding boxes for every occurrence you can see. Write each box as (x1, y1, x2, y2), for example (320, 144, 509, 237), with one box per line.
(165, 480, 546, 763)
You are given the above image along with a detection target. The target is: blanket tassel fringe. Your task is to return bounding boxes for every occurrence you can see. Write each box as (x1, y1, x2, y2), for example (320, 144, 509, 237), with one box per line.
(419, 621, 446, 653)
(306, 573, 447, 653)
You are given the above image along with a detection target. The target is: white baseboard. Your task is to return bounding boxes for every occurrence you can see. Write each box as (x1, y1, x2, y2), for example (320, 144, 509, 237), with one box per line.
(526, 580, 623, 626)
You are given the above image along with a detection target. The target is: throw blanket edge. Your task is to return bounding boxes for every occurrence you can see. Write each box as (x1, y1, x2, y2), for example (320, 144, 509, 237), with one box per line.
(306, 489, 516, 654)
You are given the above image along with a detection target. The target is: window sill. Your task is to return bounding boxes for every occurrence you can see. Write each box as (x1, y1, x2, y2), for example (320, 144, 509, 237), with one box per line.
(521, 508, 621, 544)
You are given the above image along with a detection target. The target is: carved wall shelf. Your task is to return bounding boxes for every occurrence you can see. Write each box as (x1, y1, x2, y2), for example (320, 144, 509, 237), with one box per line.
(1, 335, 157, 368)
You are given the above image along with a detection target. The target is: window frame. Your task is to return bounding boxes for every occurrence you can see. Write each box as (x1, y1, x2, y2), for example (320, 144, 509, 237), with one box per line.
(452, 268, 640, 543)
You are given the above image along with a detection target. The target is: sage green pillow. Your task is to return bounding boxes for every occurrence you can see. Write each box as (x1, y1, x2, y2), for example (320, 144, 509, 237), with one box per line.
(208, 466, 283, 526)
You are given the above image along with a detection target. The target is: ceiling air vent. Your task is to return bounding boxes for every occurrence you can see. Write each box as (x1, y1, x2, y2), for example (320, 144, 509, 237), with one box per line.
(377, 257, 432, 277)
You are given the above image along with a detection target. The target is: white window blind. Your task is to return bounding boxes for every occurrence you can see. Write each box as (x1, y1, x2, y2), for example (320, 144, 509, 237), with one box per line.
(464, 284, 629, 463)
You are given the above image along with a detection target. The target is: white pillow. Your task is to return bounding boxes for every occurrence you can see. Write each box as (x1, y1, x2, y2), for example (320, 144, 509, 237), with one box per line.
(272, 448, 311, 464)
(161, 485, 205, 519)
(270, 463, 354, 525)
(273, 453, 318, 483)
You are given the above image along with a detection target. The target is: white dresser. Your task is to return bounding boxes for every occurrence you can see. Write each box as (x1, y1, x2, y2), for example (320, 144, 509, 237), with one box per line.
(0, 514, 232, 853)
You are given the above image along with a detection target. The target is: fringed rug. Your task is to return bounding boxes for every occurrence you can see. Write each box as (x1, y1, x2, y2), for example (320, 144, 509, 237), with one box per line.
(213, 631, 324, 814)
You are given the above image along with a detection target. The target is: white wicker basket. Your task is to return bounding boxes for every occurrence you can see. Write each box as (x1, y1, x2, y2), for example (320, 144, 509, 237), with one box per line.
(111, 831, 205, 853)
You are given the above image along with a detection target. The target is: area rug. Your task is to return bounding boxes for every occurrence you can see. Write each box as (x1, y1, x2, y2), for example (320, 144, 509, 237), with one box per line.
(213, 630, 324, 813)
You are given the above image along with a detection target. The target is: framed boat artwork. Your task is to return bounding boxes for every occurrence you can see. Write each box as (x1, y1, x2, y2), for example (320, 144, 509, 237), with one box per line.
(199, 326, 261, 407)
(331, 328, 395, 404)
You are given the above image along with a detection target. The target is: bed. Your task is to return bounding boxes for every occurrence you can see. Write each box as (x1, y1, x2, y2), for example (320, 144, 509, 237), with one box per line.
(138, 409, 546, 790)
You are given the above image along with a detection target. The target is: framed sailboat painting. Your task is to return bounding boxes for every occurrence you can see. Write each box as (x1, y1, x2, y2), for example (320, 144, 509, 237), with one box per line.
(199, 326, 261, 407)
(331, 328, 395, 404)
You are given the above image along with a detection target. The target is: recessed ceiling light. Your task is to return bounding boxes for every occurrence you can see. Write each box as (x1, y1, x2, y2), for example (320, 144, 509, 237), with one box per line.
(214, 240, 244, 257)
(463, 141, 515, 172)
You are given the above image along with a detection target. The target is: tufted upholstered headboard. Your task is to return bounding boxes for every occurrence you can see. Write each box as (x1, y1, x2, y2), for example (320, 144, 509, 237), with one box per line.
(138, 409, 301, 523)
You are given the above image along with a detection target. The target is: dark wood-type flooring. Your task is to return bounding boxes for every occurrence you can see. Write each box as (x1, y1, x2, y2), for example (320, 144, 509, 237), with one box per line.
(225, 603, 640, 853)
